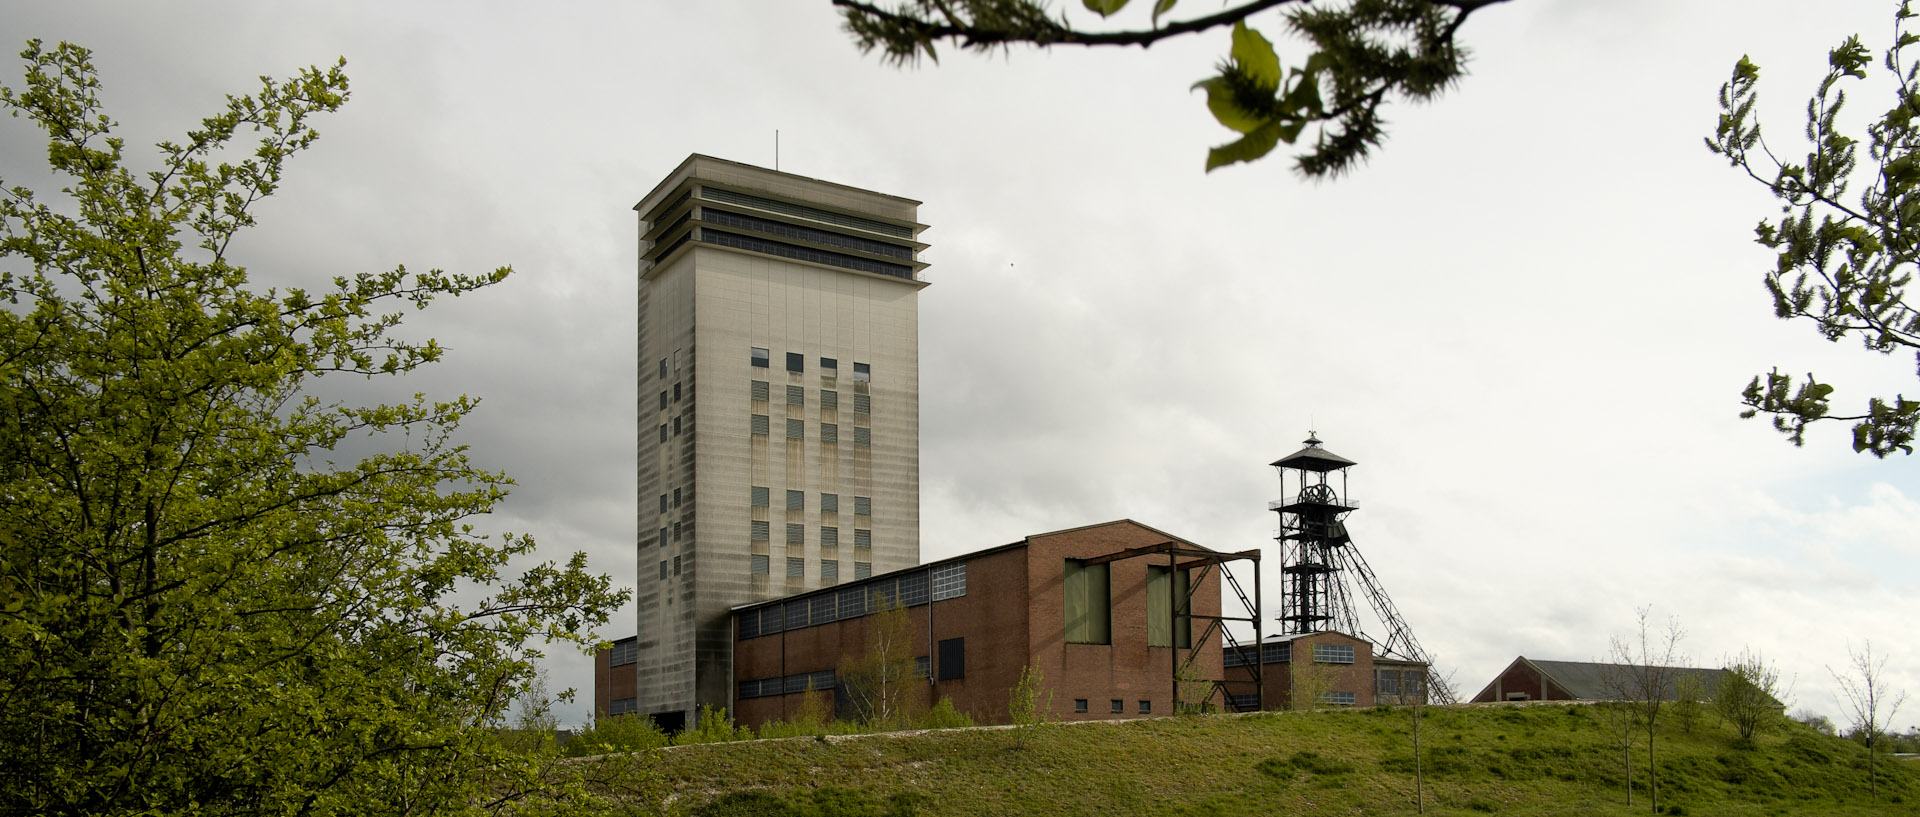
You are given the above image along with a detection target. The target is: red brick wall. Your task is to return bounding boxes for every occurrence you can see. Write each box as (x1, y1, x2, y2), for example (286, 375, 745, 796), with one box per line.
(594, 645, 637, 719)
(1024, 523, 1226, 720)
(1471, 660, 1568, 702)
(1223, 632, 1375, 710)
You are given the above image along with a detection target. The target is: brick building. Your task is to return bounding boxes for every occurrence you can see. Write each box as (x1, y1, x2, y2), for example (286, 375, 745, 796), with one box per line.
(1223, 631, 1429, 710)
(1470, 657, 1726, 703)
(721, 519, 1249, 728)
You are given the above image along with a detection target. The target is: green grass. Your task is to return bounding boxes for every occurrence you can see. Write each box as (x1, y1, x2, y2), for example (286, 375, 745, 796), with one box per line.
(565, 704, 1920, 816)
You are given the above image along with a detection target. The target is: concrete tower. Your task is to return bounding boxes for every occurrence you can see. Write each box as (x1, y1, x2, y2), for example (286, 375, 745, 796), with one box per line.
(630, 155, 928, 728)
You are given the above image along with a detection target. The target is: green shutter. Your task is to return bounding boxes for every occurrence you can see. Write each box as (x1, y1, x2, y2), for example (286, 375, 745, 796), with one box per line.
(1065, 560, 1111, 645)
(1147, 566, 1171, 648)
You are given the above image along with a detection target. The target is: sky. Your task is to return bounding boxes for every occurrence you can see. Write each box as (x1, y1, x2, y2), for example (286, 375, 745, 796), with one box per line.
(4, 0, 1916, 731)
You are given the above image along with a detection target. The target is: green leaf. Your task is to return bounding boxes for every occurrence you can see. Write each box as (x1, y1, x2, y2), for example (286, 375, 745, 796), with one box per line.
(1191, 76, 1265, 135)
(1153, 0, 1177, 23)
(1084, 0, 1130, 16)
(1230, 21, 1282, 90)
(1204, 117, 1303, 172)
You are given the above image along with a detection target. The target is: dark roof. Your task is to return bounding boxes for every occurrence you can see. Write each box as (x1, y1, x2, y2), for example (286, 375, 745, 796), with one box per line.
(1270, 435, 1357, 472)
(1478, 657, 1727, 702)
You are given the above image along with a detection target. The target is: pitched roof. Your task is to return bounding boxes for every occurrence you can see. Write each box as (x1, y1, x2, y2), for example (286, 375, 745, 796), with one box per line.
(1477, 657, 1727, 702)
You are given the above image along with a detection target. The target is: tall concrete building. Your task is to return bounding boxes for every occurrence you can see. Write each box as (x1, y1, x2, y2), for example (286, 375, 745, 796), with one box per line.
(629, 155, 928, 728)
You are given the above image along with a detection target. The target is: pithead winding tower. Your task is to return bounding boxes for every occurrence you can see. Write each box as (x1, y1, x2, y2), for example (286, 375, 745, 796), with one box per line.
(1271, 433, 1455, 703)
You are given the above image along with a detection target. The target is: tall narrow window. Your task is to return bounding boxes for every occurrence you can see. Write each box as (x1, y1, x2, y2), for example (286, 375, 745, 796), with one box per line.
(1063, 559, 1111, 645)
(937, 637, 965, 681)
(751, 347, 770, 368)
(1147, 566, 1192, 648)
(672, 416, 681, 436)
(673, 488, 682, 508)
(672, 555, 681, 575)
(659, 391, 668, 410)
(658, 527, 667, 548)
(658, 424, 667, 443)
(853, 362, 870, 382)
(659, 560, 668, 580)
(786, 352, 804, 373)
(659, 359, 667, 379)
(659, 493, 668, 514)
(673, 382, 682, 402)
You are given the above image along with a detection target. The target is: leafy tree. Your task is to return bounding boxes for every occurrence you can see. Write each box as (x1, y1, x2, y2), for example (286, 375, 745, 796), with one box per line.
(1707, 2, 1920, 456)
(1829, 640, 1907, 803)
(1716, 648, 1788, 741)
(836, 599, 924, 729)
(1007, 664, 1053, 748)
(0, 40, 624, 815)
(836, 0, 1511, 173)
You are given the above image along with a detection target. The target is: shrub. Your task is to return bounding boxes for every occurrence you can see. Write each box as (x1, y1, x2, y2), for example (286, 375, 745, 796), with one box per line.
(675, 705, 753, 745)
(565, 714, 668, 757)
(921, 697, 975, 730)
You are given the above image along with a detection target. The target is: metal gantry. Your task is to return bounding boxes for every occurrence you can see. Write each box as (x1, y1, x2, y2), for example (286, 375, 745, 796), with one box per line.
(1271, 433, 1456, 704)
(1079, 541, 1263, 713)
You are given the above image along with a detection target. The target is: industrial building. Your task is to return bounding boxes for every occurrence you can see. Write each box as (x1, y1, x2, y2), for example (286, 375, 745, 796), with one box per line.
(1470, 657, 1727, 703)
(625, 155, 930, 729)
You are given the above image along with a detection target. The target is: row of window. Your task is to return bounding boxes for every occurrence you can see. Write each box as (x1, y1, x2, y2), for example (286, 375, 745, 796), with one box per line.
(1222, 642, 1355, 667)
(750, 488, 870, 515)
(657, 555, 684, 580)
(737, 639, 966, 701)
(750, 415, 871, 445)
(1073, 699, 1155, 715)
(751, 348, 873, 381)
(1376, 669, 1425, 696)
(750, 554, 872, 582)
(609, 697, 638, 716)
(751, 381, 872, 413)
(657, 381, 683, 410)
(750, 521, 871, 548)
(736, 563, 968, 639)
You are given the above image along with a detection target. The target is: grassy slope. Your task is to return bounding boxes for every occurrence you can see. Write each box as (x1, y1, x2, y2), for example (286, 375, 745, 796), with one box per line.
(583, 704, 1920, 816)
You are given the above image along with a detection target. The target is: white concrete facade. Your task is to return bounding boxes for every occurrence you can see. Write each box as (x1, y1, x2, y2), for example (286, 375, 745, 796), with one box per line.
(632, 155, 927, 725)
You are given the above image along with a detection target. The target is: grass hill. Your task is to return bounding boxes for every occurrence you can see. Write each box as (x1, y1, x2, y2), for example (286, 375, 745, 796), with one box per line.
(569, 703, 1919, 816)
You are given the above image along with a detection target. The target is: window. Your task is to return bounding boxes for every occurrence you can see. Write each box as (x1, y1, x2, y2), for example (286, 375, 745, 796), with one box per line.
(786, 418, 803, 439)
(658, 424, 666, 443)
(914, 656, 930, 678)
(783, 489, 803, 511)
(786, 523, 804, 544)
(1138, 700, 1151, 715)
(673, 488, 682, 508)
(672, 555, 682, 575)
(821, 423, 838, 443)
(854, 496, 871, 516)
(751, 347, 770, 368)
(837, 586, 867, 619)
(673, 521, 682, 541)
(751, 380, 769, 401)
(1147, 566, 1192, 648)
(938, 637, 965, 681)
(1063, 560, 1112, 644)
(810, 595, 834, 625)
(822, 560, 839, 582)
(611, 697, 638, 716)
(786, 352, 804, 373)
(1074, 699, 1089, 714)
(751, 521, 769, 542)
(853, 427, 871, 447)
(853, 394, 871, 414)
(658, 527, 667, 548)
(658, 560, 668, 580)
(672, 416, 681, 436)
(1313, 644, 1356, 664)
(854, 529, 871, 548)
(1376, 669, 1400, 696)
(853, 362, 871, 382)
(659, 493, 668, 514)
(1318, 691, 1357, 707)
(1111, 699, 1124, 714)
(609, 639, 638, 667)
(930, 562, 967, 600)
(659, 390, 667, 410)
(673, 382, 682, 402)
(821, 493, 839, 513)
(821, 526, 839, 547)
(659, 358, 668, 379)
(854, 561, 872, 579)
(751, 414, 769, 435)
(821, 357, 838, 374)
(821, 390, 838, 410)
(786, 385, 804, 406)
(786, 557, 804, 578)
(751, 554, 770, 575)
(751, 486, 769, 507)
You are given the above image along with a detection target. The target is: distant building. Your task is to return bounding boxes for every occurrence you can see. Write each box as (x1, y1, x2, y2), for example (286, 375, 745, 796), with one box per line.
(618, 155, 931, 729)
(726, 520, 1246, 728)
(1470, 657, 1727, 703)
(1223, 631, 1429, 710)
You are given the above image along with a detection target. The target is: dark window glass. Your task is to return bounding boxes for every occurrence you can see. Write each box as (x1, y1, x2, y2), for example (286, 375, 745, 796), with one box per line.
(1111, 699, 1123, 714)
(938, 637, 965, 681)
(821, 357, 838, 371)
(1074, 699, 1089, 713)
(751, 347, 770, 368)
(853, 362, 871, 382)
(786, 352, 804, 373)
(673, 382, 682, 402)
(659, 391, 667, 410)
(658, 424, 667, 443)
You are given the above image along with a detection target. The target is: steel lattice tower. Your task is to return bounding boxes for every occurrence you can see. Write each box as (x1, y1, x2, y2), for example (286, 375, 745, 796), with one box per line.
(1270, 433, 1456, 703)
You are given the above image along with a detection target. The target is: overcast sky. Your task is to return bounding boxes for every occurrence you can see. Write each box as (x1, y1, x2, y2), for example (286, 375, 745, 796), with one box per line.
(6, 0, 1916, 731)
